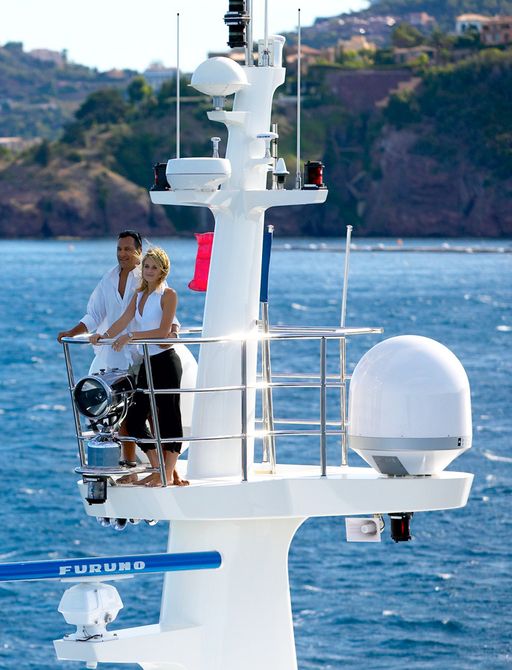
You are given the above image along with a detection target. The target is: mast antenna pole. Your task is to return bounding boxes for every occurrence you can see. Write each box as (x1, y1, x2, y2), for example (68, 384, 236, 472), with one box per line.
(176, 12, 181, 159)
(246, 0, 253, 66)
(264, 0, 269, 53)
(295, 8, 302, 189)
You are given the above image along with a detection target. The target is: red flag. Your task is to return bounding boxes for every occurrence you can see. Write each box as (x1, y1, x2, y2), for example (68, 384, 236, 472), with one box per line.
(188, 232, 214, 292)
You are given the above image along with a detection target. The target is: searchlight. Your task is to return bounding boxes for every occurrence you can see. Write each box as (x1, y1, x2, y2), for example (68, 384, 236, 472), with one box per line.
(73, 369, 134, 428)
(73, 369, 135, 504)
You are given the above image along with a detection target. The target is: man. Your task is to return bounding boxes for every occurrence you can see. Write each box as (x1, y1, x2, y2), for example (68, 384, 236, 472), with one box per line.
(57, 230, 179, 474)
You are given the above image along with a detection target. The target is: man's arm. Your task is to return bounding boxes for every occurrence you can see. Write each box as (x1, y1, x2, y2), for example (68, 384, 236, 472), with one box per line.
(57, 276, 108, 342)
(57, 322, 88, 342)
(57, 280, 107, 342)
(80, 278, 108, 333)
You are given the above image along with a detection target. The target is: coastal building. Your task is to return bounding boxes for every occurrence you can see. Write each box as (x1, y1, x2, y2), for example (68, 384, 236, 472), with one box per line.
(455, 14, 490, 34)
(338, 35, 377, 52)
(103, 69, 129, 80)
(29, 48, 65, 67)
(393, 45, 436, 64)
(0, 136, 35, 152)
(143, 62, 177, 91)
(286, 44, 336, 74)
(405, 12, 436, 29)
(480, 17, 512, 45)
(455, 13, 512, 45)
(207, 49, 247, 64)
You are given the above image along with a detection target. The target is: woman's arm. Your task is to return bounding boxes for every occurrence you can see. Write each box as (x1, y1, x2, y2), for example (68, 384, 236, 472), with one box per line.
(90, 294, 137, 344)
(112, 289, 177, 351)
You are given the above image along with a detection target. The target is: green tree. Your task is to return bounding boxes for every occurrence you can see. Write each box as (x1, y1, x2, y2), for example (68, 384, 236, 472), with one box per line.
(127, 76, 152, 104)
(391, 22, 425, 48)
(374, 48, 395, 66)
(61, 120, 86, 145)
(33, 139, 51, 166)
(454, 29, 481, 49)
(384, 90, 420, 126)
(428, 28, 454, 51)
(75, 88, 128, 125)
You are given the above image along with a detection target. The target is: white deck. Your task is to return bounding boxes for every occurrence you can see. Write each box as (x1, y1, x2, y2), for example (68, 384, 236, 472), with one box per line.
(149, 187, 328, 208)
(78, 463, 473, 522)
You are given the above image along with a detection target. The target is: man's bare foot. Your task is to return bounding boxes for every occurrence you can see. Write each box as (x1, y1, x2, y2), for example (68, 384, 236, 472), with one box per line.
(145, 475, 164, 488)
(135, 473, 159, 486)
(116, 473, 139, 485)
(145, 473, 187, 487)
(139, 473, 190, 487)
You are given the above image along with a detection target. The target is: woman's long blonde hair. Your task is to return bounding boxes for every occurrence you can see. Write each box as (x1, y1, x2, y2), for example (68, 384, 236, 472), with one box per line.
(138, 247, 170, 292)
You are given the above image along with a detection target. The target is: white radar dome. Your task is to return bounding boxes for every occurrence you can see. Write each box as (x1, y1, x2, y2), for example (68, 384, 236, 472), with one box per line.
(191, 57, 249, 97)
(348, 335, 472, 476)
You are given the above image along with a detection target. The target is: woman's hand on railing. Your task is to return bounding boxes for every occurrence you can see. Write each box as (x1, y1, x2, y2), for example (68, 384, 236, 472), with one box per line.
(112, 333, 132, 352)
(89, 333, 103, 345)
(157, 331, 177, 350)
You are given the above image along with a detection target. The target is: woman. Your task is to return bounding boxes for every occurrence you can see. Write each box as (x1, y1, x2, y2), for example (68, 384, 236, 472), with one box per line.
(91, 247, 187, 487)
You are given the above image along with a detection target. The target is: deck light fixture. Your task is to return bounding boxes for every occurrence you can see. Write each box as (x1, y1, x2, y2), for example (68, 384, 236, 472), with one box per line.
(73, 369, 134, 430)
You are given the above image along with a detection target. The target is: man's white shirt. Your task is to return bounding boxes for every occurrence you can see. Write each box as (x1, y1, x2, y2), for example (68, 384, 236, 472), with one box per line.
(81, 265, 178, 374)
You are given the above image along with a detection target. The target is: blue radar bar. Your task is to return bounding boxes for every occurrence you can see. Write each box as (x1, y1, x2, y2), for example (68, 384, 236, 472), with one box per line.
(0, 551, 222, 582)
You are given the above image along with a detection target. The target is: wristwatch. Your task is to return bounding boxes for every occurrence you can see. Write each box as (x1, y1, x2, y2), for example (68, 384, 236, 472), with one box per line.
(127, 332, 134, 340)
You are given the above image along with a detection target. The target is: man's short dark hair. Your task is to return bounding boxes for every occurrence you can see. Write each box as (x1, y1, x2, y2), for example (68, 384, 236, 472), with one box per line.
(118, 230, 142, 252)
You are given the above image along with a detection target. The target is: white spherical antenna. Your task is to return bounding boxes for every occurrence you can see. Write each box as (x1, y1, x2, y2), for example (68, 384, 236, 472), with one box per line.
(348, 335, 472, 476)
(191, 57, 249, 97)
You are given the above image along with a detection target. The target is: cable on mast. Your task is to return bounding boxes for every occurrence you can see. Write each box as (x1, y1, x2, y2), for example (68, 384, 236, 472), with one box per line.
(176, 12, 181, 159)
(295, 8, 302, 189)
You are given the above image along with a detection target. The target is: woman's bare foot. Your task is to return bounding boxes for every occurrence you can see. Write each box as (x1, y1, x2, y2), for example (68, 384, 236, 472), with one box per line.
(173, 471, 189, 486)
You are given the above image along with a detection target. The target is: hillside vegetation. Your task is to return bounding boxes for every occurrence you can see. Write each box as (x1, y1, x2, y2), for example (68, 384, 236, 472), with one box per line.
(1, 3, 512, 238)
(384, 49, 512, 175)
(0, 41, 133, 139)
(369, 0, 512, 24)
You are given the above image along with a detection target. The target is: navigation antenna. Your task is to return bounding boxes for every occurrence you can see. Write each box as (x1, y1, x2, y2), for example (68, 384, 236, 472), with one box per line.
(263, 0, 269, 65)
(246, 0, 253, 66)
(176, 12, 181, 159)
(295, 8, 302, 189)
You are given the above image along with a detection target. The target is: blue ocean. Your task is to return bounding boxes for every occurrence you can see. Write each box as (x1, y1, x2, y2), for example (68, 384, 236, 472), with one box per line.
(0, 237, 510, 669)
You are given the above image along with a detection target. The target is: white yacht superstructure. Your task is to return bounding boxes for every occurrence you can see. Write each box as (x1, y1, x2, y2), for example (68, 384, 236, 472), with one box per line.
(0, 3, 473, 669)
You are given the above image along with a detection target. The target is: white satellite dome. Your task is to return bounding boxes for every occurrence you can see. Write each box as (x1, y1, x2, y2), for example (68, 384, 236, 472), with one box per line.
(191, 57, 249, 97)
(348, 335, 472, 476)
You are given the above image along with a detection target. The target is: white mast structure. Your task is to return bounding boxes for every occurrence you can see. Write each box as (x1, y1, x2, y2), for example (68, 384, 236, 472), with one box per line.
(54, 3, 473, 669)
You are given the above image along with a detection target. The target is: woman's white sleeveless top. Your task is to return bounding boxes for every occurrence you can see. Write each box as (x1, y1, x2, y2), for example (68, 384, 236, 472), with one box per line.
(134, 285, 166, 357)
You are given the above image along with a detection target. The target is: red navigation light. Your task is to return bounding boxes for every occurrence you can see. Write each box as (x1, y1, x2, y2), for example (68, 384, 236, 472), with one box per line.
(303, 160, 325, 189)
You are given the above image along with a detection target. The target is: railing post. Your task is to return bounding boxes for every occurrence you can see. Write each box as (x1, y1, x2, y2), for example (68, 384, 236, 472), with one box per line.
(241, 338, 248, 482)
(320, 337, 327, 477)
(340, 336, 348, 466)
(261, 302, 277, 473)
(339, 225, 352, 467)
(143, 343, 168, 486)
(62, 341, 86, 466)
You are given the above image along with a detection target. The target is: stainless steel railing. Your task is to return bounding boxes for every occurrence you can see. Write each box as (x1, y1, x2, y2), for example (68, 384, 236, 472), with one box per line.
(62, 324, 382, 485)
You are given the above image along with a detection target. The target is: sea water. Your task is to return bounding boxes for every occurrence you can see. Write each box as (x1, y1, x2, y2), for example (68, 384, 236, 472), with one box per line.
(0, 238, 510, 669)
